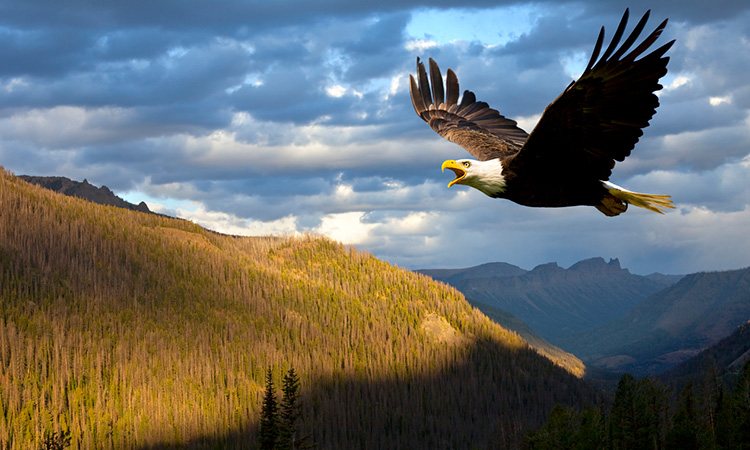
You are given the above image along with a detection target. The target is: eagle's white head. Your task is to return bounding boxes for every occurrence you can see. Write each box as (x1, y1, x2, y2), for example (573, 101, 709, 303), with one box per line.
(441, 158, 507, 197)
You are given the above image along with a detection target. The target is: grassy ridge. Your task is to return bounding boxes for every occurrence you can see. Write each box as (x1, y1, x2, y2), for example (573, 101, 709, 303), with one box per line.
(0, 167, 595, 449)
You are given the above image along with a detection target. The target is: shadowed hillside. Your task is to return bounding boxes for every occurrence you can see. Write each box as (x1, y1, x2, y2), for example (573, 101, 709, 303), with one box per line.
(559, 268, 750, 375)
(0, 167, 596, 450)
(660, 322, 750, 388)
(465, 298, 586, 379)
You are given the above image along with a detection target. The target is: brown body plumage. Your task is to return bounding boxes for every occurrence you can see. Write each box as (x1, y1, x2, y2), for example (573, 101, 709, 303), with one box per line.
(410, 9, 676, 216)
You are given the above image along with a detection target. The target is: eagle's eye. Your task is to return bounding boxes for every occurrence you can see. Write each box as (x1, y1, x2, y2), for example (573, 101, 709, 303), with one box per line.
(462, 161, 471, 168)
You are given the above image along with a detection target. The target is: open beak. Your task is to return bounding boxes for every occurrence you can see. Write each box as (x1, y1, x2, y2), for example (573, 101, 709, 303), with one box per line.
(441, 160, 466, 187)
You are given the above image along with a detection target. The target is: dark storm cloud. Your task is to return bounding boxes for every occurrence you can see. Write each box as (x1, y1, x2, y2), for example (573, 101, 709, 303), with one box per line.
(0, 38, 250, 109)
(576, 0, 749, 24)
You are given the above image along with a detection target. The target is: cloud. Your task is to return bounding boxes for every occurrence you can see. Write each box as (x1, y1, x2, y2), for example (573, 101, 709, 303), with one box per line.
(1, 1, 749, 276)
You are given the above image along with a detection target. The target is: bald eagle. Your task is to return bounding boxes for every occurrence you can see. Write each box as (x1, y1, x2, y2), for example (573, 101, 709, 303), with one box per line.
(409, 9, 675, 216)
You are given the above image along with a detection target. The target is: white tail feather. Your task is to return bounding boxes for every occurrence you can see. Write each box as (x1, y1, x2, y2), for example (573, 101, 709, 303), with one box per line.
(601, 181, 675, 215)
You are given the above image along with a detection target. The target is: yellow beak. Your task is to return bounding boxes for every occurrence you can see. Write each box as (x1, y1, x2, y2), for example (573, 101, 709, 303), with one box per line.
(441, 160, 466, 187)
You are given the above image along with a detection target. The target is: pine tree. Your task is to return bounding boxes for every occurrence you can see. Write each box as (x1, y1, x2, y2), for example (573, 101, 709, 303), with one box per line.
(259, 368, 279, 450)
(278, 368, 301, 450)
(633, 377, 670, 450)
(714, 387, 734, 450)
(666, 382, 699, 450)
(39, 430, 71, 450)
(576, 404, 607, 450)
(698, 356, 723, 449)
(610, 374, 637, 450)
(732, 361, 750, 449)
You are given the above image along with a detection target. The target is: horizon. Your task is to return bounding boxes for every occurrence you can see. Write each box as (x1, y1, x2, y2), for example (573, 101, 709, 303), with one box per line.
(16, 168, 750, 278)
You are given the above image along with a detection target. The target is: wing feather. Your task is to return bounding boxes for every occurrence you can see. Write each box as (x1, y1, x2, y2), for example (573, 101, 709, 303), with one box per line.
(609, 9, 649, 61)
(598, 9, 629, 62)
(508, 9, 674, 181)
(428, 58, 445, 107)
(409, 58, 528, 161)
(584, 28, 605, 73)
(445, 69, 460, 106)
(417, 58, 432, 108)
(409, 75, 426, 114)
(623, 19, 670, 63)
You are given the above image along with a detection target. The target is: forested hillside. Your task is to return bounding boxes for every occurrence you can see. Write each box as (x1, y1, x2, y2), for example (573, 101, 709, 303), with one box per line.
(0, 167, 596, 450)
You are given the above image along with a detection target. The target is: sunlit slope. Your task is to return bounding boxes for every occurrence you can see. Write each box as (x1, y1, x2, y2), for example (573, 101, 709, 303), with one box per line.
(0, 168, 593, 449)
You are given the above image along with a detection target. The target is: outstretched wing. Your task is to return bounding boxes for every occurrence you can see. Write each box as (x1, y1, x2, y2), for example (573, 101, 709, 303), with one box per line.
(409, 57, 529, 161)
(508, 9, 674, 181)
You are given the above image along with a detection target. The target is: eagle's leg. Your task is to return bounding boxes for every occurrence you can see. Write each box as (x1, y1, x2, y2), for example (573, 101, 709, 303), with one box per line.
(596, 196, 628, 217)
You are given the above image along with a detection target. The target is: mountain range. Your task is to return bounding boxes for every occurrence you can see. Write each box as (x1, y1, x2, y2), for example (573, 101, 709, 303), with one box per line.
(420, 260, 750, 377)
(418, 259, 681, 342)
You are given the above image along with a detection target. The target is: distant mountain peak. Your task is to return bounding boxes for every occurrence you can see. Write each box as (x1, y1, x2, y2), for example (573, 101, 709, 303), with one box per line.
(530, 262, 562, 274)
(18, 174, 152, 214)
(568, 257, 629, 275)
(415, 261, 526, 281)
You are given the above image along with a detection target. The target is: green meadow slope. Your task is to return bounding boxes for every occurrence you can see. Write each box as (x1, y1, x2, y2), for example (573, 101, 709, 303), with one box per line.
(0, 167, 594, 449)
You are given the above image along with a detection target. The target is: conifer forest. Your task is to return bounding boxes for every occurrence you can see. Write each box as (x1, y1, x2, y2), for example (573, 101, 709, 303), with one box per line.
(528, 360, 750, 450)
(0, 167, 594, 449)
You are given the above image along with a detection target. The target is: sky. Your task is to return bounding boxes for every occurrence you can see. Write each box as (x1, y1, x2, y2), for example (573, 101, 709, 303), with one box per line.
(1, 1, 749, 276)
